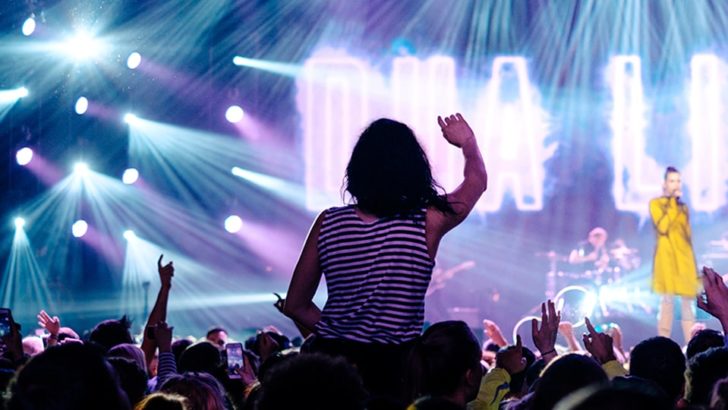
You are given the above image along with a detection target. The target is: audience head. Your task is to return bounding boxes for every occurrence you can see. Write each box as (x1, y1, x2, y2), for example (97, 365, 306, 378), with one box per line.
(205, 327, 227, 350)
(88, 316, 134, 352)
(554, 376, 672, 410)
(179, 341, 223, 376)
(108, 343, 147, 373)
(406, 320, 482, 406)
(687, 329, 724, 360)
(6, 343, 130, 410)
(345, 118, 453, 217)
(257, 353, 366, 410)
(529, 353, 607, 410)
(172, 338, 194, 368)
(712, 377, 728, 410)
(686, 346, 728, 406)
(134, 393, 189, 410)
(159, 372, 226, 410)
(22, 336, 44, 356)
(509, 346, 537, 397)
(108, 357, 148, 406)
(630, 336, 686, 403)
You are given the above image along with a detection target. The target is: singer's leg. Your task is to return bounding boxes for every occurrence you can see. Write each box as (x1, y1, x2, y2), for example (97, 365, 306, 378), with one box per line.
(657, 295, 674, 338)
(680, 296, 696, 344)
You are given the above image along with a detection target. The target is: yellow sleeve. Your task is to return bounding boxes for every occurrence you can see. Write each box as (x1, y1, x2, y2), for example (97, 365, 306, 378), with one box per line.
(683, 204, 692, 241)
(468, 368, 511, 410)
(602, 359, 627, 380)
(650, 198, 675, 235)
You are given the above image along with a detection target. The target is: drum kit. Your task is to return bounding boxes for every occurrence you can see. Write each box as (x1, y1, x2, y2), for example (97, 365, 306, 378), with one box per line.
(537, 240, 641, 300)
(534, 239, 644, 322)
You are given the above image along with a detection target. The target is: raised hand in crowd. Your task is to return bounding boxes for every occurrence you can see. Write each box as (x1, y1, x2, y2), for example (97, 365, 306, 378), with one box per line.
(158, 254, 174, 290)
(558, 320, 582, 352)
(142, 254, 175, 370)
(605, 323, 627, 363)
(496, 334, 527, 375)
(582, 317, 616, 364)
(37, 309, 61, 347)
(697, 266, 728, 333)
(152, 321, 173, 353)
(483, 319, 508, 348)
(532, 300, 560, 363)
(256, 332, 280, 363)
(438, 113, 476, 148)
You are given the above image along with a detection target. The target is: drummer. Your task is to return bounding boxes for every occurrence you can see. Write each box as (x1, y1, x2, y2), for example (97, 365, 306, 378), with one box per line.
(568, 227, 610, 272)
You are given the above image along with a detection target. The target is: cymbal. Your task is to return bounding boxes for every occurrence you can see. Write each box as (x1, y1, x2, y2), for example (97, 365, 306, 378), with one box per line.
(535, 251, 568, 261)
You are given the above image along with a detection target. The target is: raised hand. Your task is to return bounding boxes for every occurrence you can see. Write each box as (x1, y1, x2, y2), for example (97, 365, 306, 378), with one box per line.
(152, 321, 173, 353)
(483, 319, 508, 347)
(582, 317, 616, 364)
(437, 113, 475, 148)
(257, 332, 280, 362)
(558, 321, 574, 337)
(158, 254, 174, 289)
(532, 300, 560, 360)
(37, 310, 61, 337)
(235, 354, 258, 386)
(697, 266, 728, 331)
(496, 334, 527, 375)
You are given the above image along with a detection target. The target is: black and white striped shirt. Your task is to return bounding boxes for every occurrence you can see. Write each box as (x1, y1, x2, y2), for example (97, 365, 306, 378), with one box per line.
(315, 205, 434, 344)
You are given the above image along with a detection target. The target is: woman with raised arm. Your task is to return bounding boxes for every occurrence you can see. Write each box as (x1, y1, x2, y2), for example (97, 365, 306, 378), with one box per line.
(283, 113, 487, 400)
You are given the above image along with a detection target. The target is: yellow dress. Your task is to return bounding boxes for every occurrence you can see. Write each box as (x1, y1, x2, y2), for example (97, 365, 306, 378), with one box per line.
(649, 197, 699, 296)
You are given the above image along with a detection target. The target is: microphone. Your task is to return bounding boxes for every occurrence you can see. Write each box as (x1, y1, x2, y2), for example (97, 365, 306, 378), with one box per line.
(674, 189, 683, 204)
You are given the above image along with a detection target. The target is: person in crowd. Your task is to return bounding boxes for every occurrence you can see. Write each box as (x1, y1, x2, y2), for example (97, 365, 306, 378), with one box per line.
(88, 315, 135, 352)
(256, 353, 367, 410)
(283, 113, 487, 398)
(686, 329, 725, 360)
(5, 343, 131, 410)
(21, 336, 43, 357)
(159, 372, 228, 410)
(405, 321, 483, 408)
(628, 336, 686, 406)
(685, 346, 728, 407)
(205, 327, 228, 351)
(109, 356, 149, 406)
(134, 393, 190, 410)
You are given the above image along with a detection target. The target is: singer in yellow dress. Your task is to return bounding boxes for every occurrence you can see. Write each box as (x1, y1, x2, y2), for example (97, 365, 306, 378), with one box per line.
(650, 166, 699, 342)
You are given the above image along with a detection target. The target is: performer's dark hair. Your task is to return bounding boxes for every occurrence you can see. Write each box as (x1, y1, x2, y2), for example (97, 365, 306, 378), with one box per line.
(664, 166, 679, 179)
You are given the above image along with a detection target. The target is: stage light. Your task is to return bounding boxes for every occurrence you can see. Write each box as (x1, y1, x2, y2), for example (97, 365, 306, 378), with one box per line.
(75, 96, 88, 115)
(127, 52, 141, 69)
(62, 30, 102, 61)
(71, 220, 88, 238)
(122, 168, 139, 185)
(15, 147, 33, 166)
(224, 215, 243, 233)
(14, 218, 25, 230)
(22, 17, 36, 36)
(124, 113, 139, 124)
(73, 162, 89, 176)
(225, 105, 244, 123)
(123, 230, 136, 241)
(0, 88, 29, 104)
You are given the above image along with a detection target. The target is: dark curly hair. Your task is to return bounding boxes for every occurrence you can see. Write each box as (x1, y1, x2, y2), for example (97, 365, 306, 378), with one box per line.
(345, 118, 455, 217)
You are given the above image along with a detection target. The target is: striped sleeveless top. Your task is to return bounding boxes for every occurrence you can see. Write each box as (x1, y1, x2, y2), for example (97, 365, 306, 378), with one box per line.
(314, 205, 434, 344)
